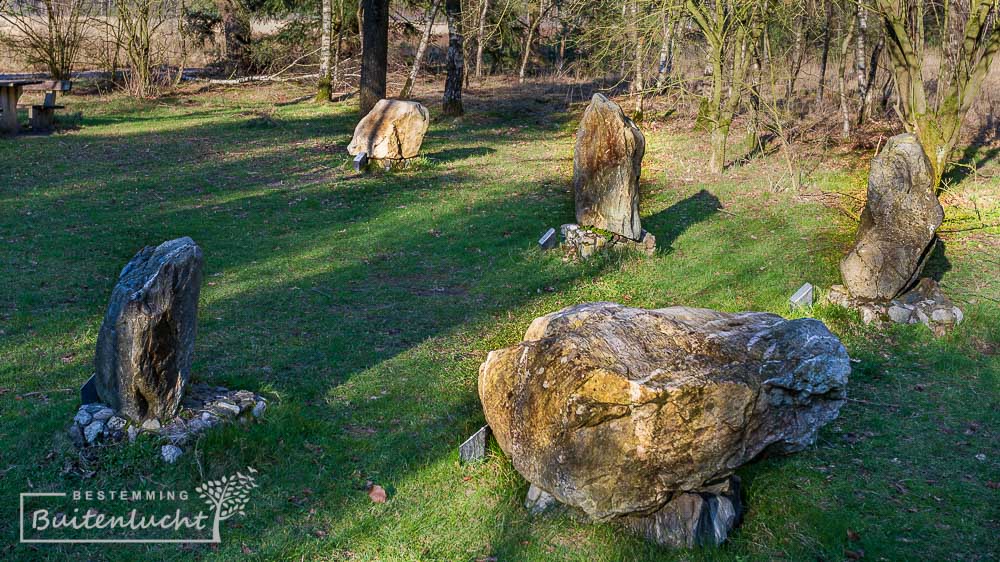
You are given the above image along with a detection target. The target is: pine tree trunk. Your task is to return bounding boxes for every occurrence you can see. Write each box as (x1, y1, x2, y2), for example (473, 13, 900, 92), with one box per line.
(442, 0, 465, 116)
(359, 0, 389, 115)
(400, 0, 442, 98)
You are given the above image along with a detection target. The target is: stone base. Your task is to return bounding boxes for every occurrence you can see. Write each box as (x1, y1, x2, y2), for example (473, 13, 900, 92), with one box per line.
(622, 477, 742, 548)
(560, 224, 656, 260)
(68, 383, 267, 462)
(524, 476, 742, 549)
(828, 278, 963, 336)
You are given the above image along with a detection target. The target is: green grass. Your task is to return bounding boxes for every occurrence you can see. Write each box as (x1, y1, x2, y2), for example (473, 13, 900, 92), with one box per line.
(1, 83, 997, 561)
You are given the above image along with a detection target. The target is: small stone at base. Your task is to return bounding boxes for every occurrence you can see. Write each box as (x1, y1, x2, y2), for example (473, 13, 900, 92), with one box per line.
(161, 444, 183, 464)
(538, 228, 557, 250)
(790, 282, 814, 309)
(459, 425, 490, 463)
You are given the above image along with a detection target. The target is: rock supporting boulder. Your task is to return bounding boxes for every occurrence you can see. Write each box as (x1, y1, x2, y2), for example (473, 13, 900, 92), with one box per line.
(479, 302, 849, 545)
(95, 237, 203, 422)
(828, 278, 962, 336)
(347, 99, 430, 161)
(560, 223, 656, 259)
(573, 94, 645, 241)
(840, 133, 944, 300)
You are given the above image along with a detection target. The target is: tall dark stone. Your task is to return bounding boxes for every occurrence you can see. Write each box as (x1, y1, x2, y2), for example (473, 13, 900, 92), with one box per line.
(573, 94, 645, 240)
(840, 133, 944, 300)
(95, 238, 203, 421)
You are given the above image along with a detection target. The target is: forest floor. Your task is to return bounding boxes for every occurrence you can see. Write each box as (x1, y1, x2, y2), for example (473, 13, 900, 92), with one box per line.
(1, 78, 998, 561)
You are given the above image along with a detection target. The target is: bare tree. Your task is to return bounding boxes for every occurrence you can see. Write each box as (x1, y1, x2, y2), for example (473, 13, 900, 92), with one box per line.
(0, 0, 90, 79)
(875, 0, 1000, 187)
(518, 0, 551, 83)
(317, 0, 335, 101)
(474, 0, 491, 78)
(686, 0, 764, 173)
(400, 0, 442, 98)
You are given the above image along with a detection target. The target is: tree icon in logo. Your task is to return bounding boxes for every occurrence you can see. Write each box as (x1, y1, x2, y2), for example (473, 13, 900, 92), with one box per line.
(195, 467, 259, 542)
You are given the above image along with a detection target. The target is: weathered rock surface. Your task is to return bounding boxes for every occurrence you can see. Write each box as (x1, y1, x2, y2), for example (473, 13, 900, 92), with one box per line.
(347, 99, 430, 160)
(840, 133, 944, 300)
(95, 237, 203, 421)
(479, 302, 849, 524)
(573, 94, 645, 240)
(622, 476, 742, 548)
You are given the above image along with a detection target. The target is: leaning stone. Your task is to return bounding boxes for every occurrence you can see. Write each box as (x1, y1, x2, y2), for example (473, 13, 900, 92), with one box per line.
(459, 425, 490, 463)
(84, 421, 105, 444)
(840, 134, 944, 299)
(479, 302, 849, 522)
(161, 444, 183, 464)
(348, 99, 430, 161)
(538, 228, 558, 250)
(790, 283, 814, 309)
(573, 94, 645, 240)
(95, 237, 203, 422)
(80, 374, 99, 405)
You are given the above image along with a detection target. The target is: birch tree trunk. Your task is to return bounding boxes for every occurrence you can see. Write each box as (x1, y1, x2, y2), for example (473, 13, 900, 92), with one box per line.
(443, 0, 465, 115)
(316, 0, 333, 102)
(518, 0, 546, 84)
(474, 0, 490, 78)
(838, 11, 856, 138)
(655, 10, 678, 90)
(400, 0, 442, 98)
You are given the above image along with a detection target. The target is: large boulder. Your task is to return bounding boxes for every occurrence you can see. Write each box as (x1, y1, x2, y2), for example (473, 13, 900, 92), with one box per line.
(573, 94, 645, 240)
(479, 302, 849, 523)
(840, 133, 944, 300)
(347, 99, 430, 160)
(95, 237, 203, 421)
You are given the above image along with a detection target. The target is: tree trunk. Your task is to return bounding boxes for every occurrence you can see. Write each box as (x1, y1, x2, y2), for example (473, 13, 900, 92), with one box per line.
(442, 0, 464, 115)
(656, 11, 678, 90)
(838, 10, 855, 138)
(400, 0, 442, 98)
(859, 37, 884, 124)
(334, 0, 344, 85)
(630, 0, 644, 120)
(360, 0, 389, 115)
(518, 0, 545, 84)
(709, 125, 728, 174)
(854, 3, 867, 103)
(817, 0, 832, 102)
(316, 0, 333, 102)
(474, 0, 490, 78)
(217, 0, 251, 72)
(786, 13, 805, 101)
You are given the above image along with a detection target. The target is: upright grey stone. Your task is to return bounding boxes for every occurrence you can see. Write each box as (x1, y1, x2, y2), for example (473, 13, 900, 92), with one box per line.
(840, 134, 944, 300)
(573, 94, 645, 240)
(95, 237, 203, 422)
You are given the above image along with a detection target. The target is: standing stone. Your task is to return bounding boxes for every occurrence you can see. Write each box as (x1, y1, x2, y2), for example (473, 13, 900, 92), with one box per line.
(573, 94, 645, 240)
(840, 133, 944, 300)
(479, 303, 849, 523)
(95, 237, 203, 422)
(347, 99, 430, 161)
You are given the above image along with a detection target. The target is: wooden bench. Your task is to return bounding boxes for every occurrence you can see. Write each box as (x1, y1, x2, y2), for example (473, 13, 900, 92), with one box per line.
(21, 80, 71, 131)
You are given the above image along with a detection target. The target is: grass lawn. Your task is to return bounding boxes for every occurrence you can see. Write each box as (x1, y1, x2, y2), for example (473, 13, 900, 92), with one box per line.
(1, 82, 998, 561)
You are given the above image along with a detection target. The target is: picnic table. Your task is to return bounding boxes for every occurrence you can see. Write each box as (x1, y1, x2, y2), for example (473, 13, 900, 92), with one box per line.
(0, 80, 42, 134)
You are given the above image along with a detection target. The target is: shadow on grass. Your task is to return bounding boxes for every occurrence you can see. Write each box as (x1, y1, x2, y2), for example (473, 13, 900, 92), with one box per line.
(643, 189, 722, 251)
